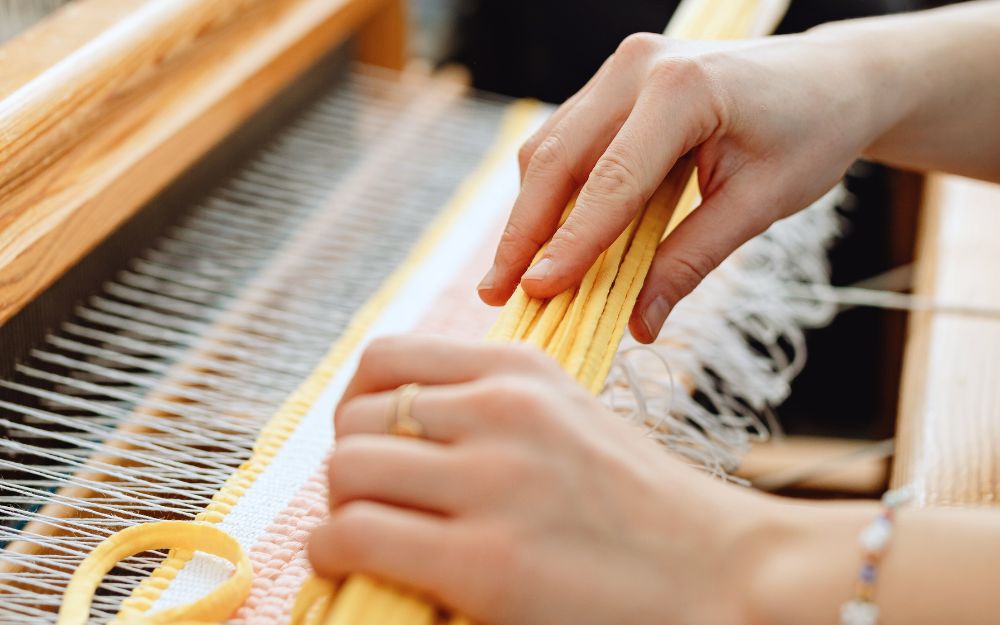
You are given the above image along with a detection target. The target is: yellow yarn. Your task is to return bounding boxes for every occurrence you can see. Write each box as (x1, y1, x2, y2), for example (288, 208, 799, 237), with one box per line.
(55, 2, 785, 623)
(57, 521, 251, 625)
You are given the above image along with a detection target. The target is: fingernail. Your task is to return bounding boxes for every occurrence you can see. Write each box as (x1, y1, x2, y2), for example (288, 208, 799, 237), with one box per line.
(478, 265, 497, 292)
(641, 295, 669, 340)
(522, 258, 553, 282)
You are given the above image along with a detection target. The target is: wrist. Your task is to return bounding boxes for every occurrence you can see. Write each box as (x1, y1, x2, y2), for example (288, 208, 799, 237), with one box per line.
(801, 19, 918, 161)
(739, 499, 881, 625)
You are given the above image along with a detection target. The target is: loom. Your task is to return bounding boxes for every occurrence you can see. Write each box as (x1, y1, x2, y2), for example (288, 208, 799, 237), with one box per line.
(1, 0, 998, 623)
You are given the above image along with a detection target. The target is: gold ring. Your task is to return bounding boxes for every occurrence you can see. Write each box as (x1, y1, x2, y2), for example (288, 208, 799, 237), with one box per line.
(386, 383, 424, 438)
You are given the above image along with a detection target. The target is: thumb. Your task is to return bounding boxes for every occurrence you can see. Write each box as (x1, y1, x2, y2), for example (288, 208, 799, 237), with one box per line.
(628, 181, 774, 343)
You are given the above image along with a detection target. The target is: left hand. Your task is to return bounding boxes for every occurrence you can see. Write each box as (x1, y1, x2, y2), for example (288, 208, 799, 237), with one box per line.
(308, 335, 777, 625)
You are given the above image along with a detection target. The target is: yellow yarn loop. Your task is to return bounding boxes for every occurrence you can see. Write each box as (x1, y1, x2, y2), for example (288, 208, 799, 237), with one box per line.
(57, 521, 251, 625)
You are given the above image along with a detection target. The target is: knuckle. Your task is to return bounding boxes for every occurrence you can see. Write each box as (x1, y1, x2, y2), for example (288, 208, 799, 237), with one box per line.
(359, 336, 398, 370)
(471, 448, 539, 497)
(492, 383, 546, 424)
(528, 133, 569, 174)
(327, 502, 376, 563)
(648, 56, 725, 131)
(504, 342, 556, 371)
(616, 32, 661, 60)
(550, 214, 607, 265)
(648, 56, 709, 90)
(333, 398, 361, 433)
(668, 247, 719, 292)
(517, 139, 538, 171)
(497, 220, 545, 264)
(474, 525, 520, 580)
(327, 442, 364, 495)
(584, 152, 645, 212)
(472, 377, 521, 411)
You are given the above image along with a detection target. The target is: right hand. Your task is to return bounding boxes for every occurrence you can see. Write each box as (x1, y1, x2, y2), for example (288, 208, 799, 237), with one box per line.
(477, 31, 892, 342)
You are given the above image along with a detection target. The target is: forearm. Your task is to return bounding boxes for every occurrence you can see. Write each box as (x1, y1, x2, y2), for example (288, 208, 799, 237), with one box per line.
(813, 1, 1000, 182)
(749, 500, 1000, 625)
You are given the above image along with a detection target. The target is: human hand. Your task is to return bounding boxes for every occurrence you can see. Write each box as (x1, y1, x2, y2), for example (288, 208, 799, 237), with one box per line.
(477, 31, 887, 342)
(308, 335, 780, 625)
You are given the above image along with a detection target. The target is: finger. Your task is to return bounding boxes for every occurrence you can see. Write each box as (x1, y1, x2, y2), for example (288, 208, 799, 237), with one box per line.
(517, 54, 614, 181)
(340, 335, 492, 408)
(478, 65, 639, 306)
(328, 436, 466, 513)
(340, 336, 555, 410)
(627, 178, 774, 343)
(308, 502, 457, 596)
(335, 384, 480, 442)
(520, 63, 719, 299)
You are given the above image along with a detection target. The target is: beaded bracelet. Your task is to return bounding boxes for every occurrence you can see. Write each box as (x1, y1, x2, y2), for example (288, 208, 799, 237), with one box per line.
(839, 487, 912, 625)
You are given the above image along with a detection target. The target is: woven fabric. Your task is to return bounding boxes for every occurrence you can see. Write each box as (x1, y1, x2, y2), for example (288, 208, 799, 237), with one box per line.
(141, 100, 547, 616)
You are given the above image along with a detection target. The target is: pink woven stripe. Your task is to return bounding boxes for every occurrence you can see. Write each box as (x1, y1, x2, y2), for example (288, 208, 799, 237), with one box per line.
(233, 456, 329, 625)
(413, 212, 504, 338)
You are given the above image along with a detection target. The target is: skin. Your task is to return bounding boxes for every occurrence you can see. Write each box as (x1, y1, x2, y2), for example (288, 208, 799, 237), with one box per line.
(476, 2, 1000, 342)
(310, 4, 1000, 624)
(310, 336, 1000, 625)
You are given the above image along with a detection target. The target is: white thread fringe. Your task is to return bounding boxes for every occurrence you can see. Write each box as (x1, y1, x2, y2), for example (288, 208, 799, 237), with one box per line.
(603, 186, 845, 476)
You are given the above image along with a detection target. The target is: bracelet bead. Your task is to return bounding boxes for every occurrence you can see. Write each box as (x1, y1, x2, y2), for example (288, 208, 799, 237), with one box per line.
(839, 487, 912, 625)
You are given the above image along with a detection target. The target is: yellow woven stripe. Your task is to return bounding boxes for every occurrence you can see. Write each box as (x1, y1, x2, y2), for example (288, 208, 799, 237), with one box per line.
(106, 99, 541, 622)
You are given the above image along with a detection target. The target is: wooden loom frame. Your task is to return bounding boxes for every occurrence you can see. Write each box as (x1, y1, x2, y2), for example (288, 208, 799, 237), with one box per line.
(0, 0, 407, 327)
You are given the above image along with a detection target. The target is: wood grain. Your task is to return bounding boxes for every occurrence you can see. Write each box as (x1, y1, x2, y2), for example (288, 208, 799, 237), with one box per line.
(0, 0, 146, 99)
(0, 0, 404, 325)
(0, 0, 274, 200)
(892, 174, 1000, 507)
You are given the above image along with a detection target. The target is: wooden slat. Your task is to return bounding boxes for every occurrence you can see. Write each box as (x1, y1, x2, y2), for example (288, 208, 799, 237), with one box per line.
(0, 0, 404, 326)
(739, 436, 889, 495)
(892, 174, 1000, 506)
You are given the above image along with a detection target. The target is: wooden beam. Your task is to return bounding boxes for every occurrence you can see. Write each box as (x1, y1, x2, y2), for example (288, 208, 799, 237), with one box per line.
(892, 174, 1000, 506)
(0, 0, 400, 326)
(0, 0, 143, 99)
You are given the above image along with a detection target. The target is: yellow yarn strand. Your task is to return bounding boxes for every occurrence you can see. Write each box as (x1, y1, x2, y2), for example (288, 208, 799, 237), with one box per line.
(582, 161, 693, 392)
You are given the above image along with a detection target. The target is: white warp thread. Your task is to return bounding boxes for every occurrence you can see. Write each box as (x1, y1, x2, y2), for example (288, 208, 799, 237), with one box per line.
(603, 186, 846, 475)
